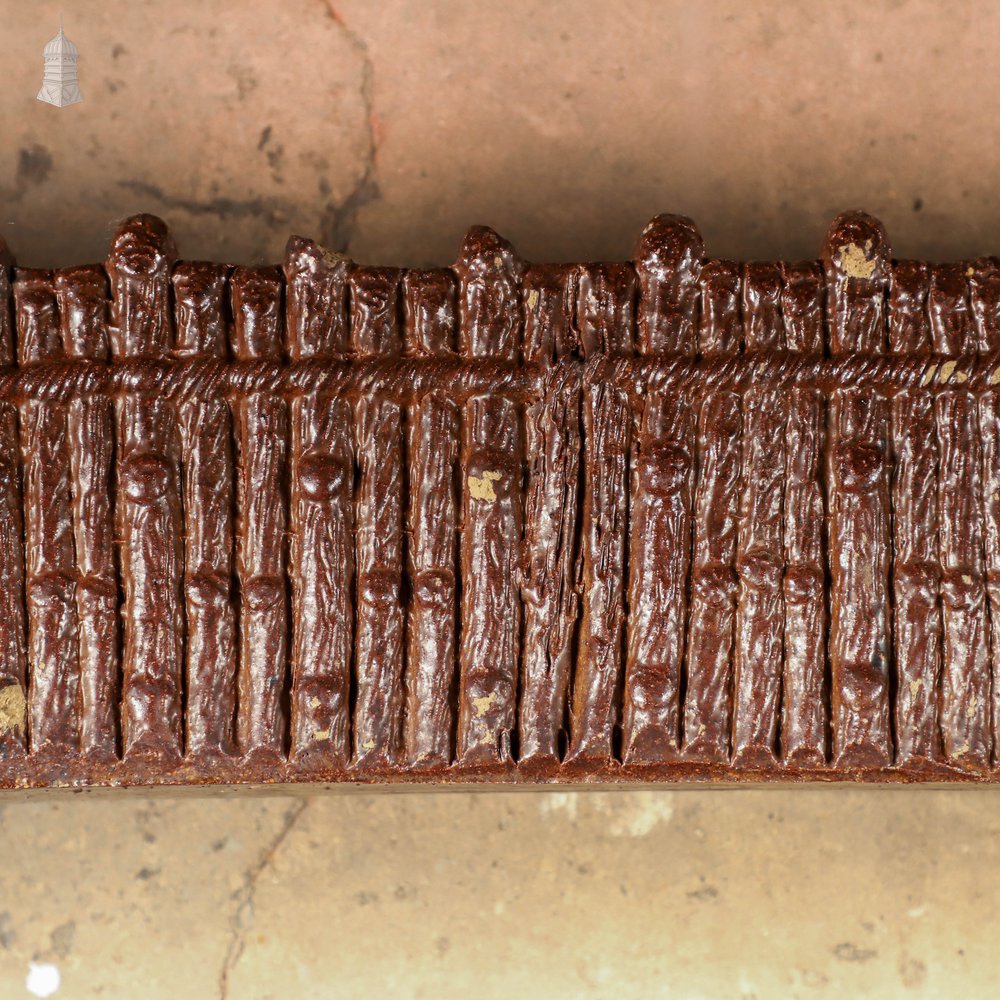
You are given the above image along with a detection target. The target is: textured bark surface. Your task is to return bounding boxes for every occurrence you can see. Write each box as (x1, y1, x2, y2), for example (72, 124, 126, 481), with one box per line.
(5, 209, 1000, 787)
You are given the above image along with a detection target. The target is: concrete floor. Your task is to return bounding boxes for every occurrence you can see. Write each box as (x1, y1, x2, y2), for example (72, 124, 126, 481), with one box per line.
(3, 788, 1000, 998)
(2, 1, 1000, 997)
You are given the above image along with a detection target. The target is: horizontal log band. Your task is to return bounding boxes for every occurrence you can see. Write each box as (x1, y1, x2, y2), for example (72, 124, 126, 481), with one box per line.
(1, 352, 999, 404)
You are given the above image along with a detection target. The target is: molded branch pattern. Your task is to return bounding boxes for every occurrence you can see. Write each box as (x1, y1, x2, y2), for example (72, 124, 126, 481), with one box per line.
(0, 210, 997, 787)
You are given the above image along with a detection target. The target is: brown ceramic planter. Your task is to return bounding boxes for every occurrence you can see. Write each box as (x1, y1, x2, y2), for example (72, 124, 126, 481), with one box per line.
(0, 209, 996, 788)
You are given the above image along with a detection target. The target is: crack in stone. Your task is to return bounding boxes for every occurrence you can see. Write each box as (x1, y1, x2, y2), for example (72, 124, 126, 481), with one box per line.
(116, 180, 290, 223)
(118, 5, 381, 257)
(218, 800, 308, 1000)
(316, 0, 382, 252)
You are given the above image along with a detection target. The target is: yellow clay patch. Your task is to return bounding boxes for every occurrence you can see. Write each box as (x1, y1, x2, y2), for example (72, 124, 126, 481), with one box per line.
(473, 692, 498, 718)
(837, 240, 876, 279)
(939, 360, 958, 383)
(0, 684, 25, 736)
(468, 470, 502, 502)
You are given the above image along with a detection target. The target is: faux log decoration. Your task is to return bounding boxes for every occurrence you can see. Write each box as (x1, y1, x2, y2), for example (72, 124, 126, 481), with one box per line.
(2, 209, 1000, 788)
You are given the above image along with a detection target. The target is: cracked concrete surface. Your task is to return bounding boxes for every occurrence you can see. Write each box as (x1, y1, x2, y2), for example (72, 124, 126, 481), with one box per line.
(3, 1, 1000, 997)
(0, 1, 375, 265)
(314, 0, 382, 253)
(7, 1, 1000, 268)
(1, 789, 1000, 997)
(218, 801, 308, 1000)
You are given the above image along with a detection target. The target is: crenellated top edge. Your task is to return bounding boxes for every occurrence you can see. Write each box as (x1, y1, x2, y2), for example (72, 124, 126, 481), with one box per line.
(633, 213, 705, 279)
(2, 211, 1000, 366)
(107, 213, 178, 278)
(283, 234, 351, 277)
(0, 209, 994, 271)
(822, 209, 892, 284)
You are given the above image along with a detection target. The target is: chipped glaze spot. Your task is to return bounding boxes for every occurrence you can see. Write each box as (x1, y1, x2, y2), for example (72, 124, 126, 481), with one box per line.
(468, 470, 501, 501)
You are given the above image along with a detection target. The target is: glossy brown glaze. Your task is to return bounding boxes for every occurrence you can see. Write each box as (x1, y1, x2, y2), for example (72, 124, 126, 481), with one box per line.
(108, 216, 185, 764)
(455, 228, 523, 767)
(172, 262, 237, 759)
(567, 261, 633, 768)
(285, 238, 353, 766)
(16, 269, 80, 753)
(781, 389, 826, 766)
(351, 266, 405, 766)
(57, 264, 117, 759)
(403, 269, 459, 767)
(518, 264, 579, 769)
(6, 209, 1000, 788)
(230, 265, 289, 759)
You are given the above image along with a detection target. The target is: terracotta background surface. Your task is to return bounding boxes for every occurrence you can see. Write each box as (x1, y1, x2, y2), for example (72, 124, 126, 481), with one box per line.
(1, 1, 999, 997)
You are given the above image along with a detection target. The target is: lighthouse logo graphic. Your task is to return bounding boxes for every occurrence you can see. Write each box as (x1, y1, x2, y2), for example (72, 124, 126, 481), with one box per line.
(37, 21, 82, 108)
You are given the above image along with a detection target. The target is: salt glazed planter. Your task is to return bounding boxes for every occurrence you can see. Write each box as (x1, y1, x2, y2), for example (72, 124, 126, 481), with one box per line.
(0, 209, 997, 789)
